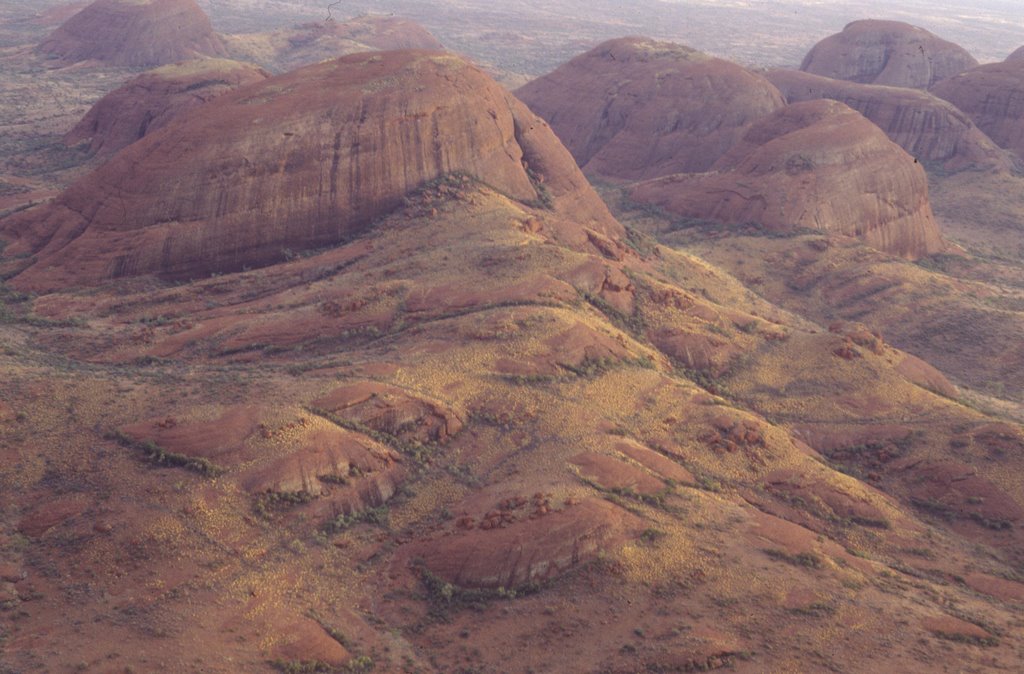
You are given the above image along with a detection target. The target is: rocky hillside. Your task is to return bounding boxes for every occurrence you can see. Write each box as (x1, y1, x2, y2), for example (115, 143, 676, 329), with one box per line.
(36, 0, 227, 68)
(800, 19, 977, 89)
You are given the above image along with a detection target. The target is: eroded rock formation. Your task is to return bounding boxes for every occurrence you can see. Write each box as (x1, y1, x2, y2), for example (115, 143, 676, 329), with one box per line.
(36, 0, 227, 68)
(64, 58, 269, 159)
(3, 50, 617, 290)
(630, 100, 944, 259)
(800, 19, 977, 89)
(767, 68, 1009, 172)
(515, 37, 786, 180)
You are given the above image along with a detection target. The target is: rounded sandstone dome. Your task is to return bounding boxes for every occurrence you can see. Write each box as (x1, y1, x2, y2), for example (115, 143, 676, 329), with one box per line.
(800, 19, 977, 89)
(5, 50, 617, 290)
(630, 100, 945, 259)
(37, 0, 227, 68)
(516, 37, 786, 180)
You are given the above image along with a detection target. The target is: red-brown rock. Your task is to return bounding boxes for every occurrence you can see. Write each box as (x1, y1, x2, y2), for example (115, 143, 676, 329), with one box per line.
(767, 69, 1009, 172)
(800, 19, 977, 89)
(65, 58, 269, 159)
(515, 37, 786, 180)
(36, 0, 227, 68)
(404, 498, 641, 589)
(630, 100, 945, 259)
(931, 60, 1024, 160)
(3, 50, 617, 290)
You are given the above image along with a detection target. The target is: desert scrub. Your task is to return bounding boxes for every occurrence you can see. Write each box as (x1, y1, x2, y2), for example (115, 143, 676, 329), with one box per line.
(107, 430, 223, 477)
(762, 548, 824, 569)
(325, 506, 389, 533)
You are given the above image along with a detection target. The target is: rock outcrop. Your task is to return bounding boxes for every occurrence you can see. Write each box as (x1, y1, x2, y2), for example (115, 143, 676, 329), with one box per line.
(800, 20, 977, 89)
(1006, 46, 1024, 62)
(3, 50, 617, 290)
(630, 100, 944, 259)
(515, 37, 786, 180)
(37, 0, 227, 68)
(767, 69, 1010, 172)
(931, 60, 1024, 160)
(224, 15, 445, 73)
(64, 59, 269, 159)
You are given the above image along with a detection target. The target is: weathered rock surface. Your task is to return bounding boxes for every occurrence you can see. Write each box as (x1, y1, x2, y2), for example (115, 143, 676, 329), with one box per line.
(931, 60, 1024, 160)
(630, 100, 945, 259)
(800, 19, 977, 89)
(224, 15, 445, 73)
(767, 69, 1010, 172)
(36, 0, 227, 68)
(2, 50, 616, 290)
(515, 37, 786, 180)
(65, 59, 269, 159)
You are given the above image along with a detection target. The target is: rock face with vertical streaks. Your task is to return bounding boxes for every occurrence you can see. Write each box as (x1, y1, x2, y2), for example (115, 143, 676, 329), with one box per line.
(931, 60, 1024, 161)
(36, 0, 227, 68)
(766, 69, 1010, 172)
(2, 50, 617, 290)
(800, 19, 977, 89)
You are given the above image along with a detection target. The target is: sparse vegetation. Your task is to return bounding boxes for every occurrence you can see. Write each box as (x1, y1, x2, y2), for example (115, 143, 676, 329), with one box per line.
(107, 430, 223, 477)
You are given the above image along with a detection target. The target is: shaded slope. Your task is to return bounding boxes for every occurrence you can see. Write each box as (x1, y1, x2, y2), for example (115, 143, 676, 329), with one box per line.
(800, 19, 977, 89)
(36, 0, 227, 68)
(767, 68, 1010, 172)
(515, 37, 786, 180)
(630, 100, 944, 259)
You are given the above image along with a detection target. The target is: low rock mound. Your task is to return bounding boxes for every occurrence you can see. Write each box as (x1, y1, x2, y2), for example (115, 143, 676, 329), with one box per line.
(931, 61, 1024, 160)
(36, 0, 227, 68)
(767, 69, 1009, 172)
(515, 37, 786, 180)
(630, 100, 944, 259)
(312, 381, 464, 445)
(65, 59, 269, 159)
(404, 498, 641, 589)
(800, 19, 977, 89)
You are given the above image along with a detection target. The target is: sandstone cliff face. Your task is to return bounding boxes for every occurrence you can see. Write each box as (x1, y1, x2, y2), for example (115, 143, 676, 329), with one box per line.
(631, 100, 944, 259)
(223, 15, 445, 73)
(37, 0, 226, 68)
(931, 61, 1024, 161)
(515, 37, 786, 181)
(767, 69, 1010, 172)
(3, 50, 617, 290)
(800, 20, 977, 89)
(64, 59, 269, 159)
